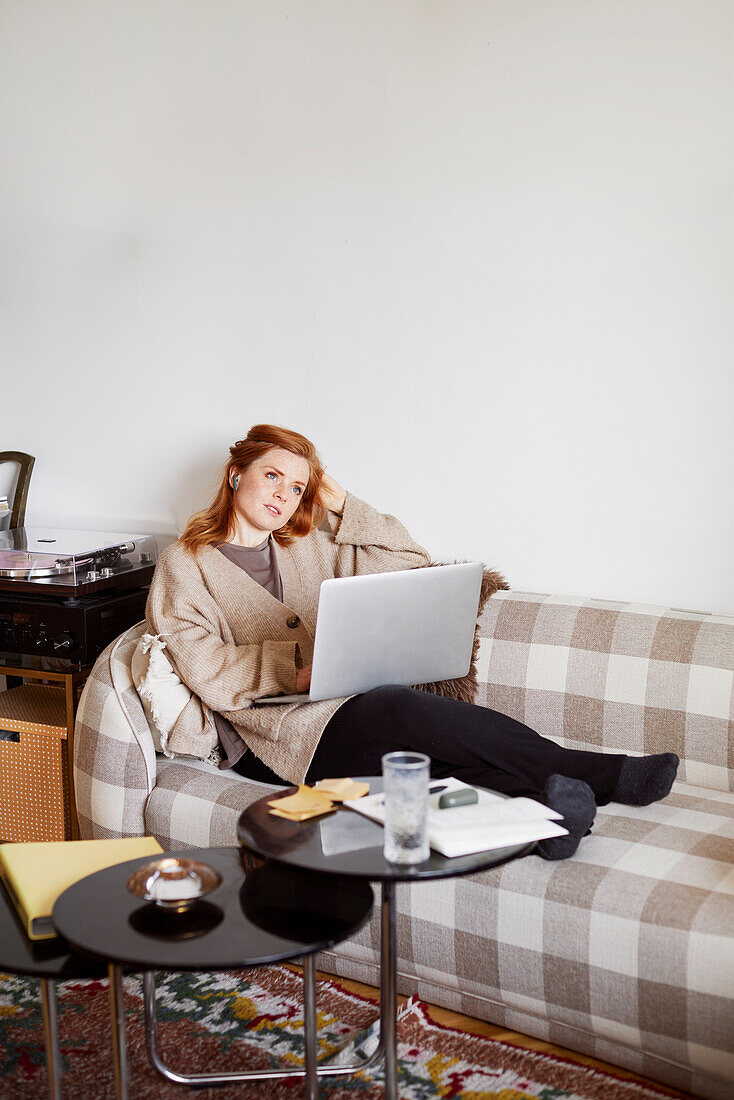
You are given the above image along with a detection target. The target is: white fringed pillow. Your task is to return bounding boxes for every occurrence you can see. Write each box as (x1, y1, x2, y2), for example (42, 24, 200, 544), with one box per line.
(131, 633, 192, 757)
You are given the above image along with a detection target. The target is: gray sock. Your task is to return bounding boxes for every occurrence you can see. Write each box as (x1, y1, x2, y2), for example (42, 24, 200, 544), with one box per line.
(613, 753, 679, 806)
(536, 775, 597, 862)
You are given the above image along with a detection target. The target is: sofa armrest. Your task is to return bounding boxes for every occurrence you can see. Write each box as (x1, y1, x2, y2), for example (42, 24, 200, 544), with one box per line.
(477, 591, 734, 793)
(74, 621, 158, 837)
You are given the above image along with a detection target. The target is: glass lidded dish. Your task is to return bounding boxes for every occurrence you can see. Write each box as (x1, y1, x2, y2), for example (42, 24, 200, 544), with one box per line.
(126, 857, 222, 912)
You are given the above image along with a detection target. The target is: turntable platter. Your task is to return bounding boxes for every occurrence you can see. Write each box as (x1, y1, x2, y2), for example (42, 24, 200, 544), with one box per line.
(0, 551, 90, 578)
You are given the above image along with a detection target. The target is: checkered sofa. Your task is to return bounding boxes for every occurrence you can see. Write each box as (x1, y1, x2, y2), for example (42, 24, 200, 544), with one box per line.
(74, 591, 734, 1100)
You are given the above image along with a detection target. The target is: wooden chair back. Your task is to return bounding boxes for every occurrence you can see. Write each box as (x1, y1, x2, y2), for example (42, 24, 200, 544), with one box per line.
(0, 451, 35, 527)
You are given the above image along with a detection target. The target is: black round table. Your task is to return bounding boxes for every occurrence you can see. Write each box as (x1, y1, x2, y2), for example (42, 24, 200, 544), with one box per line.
(0, 880, 106, 1100)
(237, 781, 536, 1100)
(53, 846, 373, 1100)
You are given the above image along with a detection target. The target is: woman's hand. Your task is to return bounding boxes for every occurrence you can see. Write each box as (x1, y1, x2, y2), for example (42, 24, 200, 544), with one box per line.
(319, 471, 347, 514)
(296, 663, 312, 693)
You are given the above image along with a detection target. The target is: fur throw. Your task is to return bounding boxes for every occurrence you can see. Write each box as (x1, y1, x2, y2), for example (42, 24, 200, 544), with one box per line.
(412, 563, 510, 704)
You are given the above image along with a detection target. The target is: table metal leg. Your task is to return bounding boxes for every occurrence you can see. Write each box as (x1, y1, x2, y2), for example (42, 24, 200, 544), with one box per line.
(381, 879, 399, 1100)
(302, 954, 318, 1099)
(40, 979, 62, 1100)
(143, 962, 385, 1086)
(108, 963, 128, 1100)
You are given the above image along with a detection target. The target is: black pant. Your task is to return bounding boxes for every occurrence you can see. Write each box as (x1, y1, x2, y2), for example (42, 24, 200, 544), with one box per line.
(233, 684, 624, 804)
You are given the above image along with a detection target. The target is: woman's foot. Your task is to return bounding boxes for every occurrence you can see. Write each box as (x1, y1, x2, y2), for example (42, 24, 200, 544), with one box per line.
(613, 753, 679, 806)
(536, 775, 597, 861)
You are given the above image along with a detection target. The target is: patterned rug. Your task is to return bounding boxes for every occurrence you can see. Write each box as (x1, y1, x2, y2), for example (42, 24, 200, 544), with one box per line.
(0, 964, 683, 1099)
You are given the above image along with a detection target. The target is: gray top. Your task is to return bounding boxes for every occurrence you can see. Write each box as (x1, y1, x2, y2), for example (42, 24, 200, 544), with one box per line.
(214, 535, 284, 767)
(217, 535, 284, 603)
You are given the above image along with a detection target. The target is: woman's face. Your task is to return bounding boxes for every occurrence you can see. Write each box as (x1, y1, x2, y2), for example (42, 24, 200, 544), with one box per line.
(230, 447, 311, 537)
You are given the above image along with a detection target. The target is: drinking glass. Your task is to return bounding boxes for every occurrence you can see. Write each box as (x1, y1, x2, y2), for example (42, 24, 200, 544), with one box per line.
(381, 751, 430, 864)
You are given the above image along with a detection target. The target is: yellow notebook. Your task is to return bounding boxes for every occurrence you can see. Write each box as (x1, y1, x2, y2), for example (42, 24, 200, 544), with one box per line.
(0, 836, 164, 940)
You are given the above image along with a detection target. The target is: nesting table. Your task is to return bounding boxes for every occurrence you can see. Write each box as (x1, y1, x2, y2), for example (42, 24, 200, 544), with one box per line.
(0, 879, 107, 1099)
(238, 780, 536, 1100)
(52, 845, 374, 1099)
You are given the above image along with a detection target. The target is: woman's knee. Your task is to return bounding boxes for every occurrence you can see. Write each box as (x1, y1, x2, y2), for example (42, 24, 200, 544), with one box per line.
(359, 683, 417, 723)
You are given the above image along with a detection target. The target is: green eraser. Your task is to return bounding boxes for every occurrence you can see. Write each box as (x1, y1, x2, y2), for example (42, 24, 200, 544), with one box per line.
(438, 788, 479, 809)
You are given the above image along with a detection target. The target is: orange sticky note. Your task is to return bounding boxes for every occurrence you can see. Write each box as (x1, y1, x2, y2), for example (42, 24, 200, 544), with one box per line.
(314, 778, 370, 801)
(269, 804, 336, 822)
(267, 785, 335, 816)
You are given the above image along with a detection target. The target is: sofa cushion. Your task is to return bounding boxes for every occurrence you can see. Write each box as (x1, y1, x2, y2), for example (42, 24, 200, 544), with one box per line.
(477, 592, 734, 793)
(144, 758, 283, 850)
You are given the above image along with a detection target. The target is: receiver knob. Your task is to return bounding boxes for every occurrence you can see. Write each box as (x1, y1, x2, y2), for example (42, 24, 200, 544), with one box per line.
(53, 632, 75, 653)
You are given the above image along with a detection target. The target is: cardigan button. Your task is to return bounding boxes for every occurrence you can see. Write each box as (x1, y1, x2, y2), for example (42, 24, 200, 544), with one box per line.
(286, 615, 300, 629)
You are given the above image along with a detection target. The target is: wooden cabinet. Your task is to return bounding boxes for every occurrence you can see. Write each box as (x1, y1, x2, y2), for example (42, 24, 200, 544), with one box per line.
(0, 663, 90, 841)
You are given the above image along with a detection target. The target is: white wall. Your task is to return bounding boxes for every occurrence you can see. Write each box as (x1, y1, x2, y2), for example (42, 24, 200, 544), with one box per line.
(3, 1, 733, 612)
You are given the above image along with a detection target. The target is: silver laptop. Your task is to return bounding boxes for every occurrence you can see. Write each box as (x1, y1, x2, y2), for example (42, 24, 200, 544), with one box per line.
(253, 561, 484, 705)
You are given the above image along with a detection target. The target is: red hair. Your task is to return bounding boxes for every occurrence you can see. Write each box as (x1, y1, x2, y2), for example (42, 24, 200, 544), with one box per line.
(180, 424, 326, 554)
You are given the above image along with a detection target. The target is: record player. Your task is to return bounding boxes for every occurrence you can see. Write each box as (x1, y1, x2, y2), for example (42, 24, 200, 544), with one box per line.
(0, 529, 157, 663)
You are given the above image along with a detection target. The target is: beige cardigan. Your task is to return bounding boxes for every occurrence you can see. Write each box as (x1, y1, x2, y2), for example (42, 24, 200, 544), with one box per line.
(145, 492, 432, 782)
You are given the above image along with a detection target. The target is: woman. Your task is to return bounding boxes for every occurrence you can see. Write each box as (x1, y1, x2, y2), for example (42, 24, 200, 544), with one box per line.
(147, 424, 678, 860)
